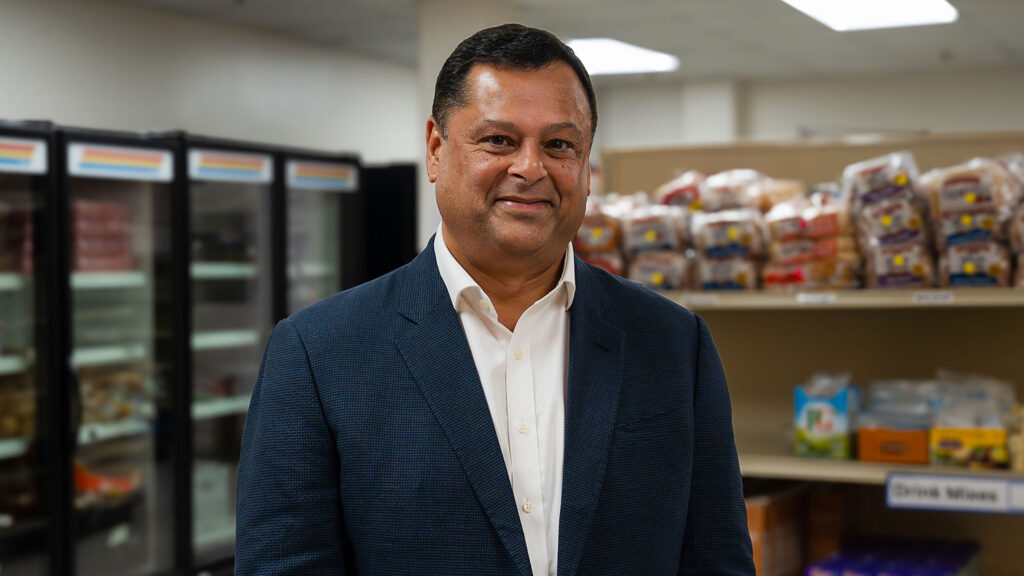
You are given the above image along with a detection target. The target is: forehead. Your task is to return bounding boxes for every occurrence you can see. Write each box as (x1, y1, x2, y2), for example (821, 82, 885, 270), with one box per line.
(457, 62, 591, 131)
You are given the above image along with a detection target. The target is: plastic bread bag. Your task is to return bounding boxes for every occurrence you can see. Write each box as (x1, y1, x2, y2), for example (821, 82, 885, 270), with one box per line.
(574, 197, 621, 254)
(921, 158, 1016, 219)
(765, 196, 812, 242)
(934, 210, 1003, 251)
(842, 151, 919, 209)
(691, 208, 766, 258)
(998, 152, 1024, 201)
(864, 244, 934, 289)
(620, 204, 679, 256)
(749, 178, 806, 213)
(809, 181, 850, 208)
(1017, 253, 1024, 287)
(627, 250, 689, 291)
(695, 257, 758, 291)
(655, 170, 707, 211)
(856, 198, 928, 249)
(763, 254, 860, 291)
(702, 169, 766, 212)
(667, 205, 691, 248)
(1010, 203, 1024, 253)
(581, 251, 625, 276)
(937, 369, 1017, 414)
(769, 236, 857, 266)
(938, 242, 1011, 288)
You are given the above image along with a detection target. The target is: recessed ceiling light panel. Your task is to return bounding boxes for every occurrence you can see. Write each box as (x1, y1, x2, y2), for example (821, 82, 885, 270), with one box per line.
(567, 38, 679, 75)
(779, 0, 959, 32)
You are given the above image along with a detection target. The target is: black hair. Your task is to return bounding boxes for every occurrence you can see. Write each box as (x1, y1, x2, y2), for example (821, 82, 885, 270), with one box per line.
(431, 23, 597, 139)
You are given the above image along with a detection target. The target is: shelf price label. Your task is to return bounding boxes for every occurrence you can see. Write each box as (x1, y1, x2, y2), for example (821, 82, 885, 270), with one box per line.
(912, 291, 955, 305)
(795, 292, 837, 305)
(681, 294, 718, 308)
(887, 472, 1024, 515)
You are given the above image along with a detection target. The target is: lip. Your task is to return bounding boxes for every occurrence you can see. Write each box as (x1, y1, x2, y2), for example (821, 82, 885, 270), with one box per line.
(495, 196, 552, 212)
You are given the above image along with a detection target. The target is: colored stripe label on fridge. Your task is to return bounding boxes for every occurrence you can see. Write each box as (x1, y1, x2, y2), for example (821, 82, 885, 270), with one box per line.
(287, 160, 357, 192)
(68, 143, 173, 182)
(0, 137, 48, 175)
(189, 149, 272, 184)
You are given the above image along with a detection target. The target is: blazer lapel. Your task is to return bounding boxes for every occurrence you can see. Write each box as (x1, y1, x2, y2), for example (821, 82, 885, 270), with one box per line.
(558, 260, 624, 576)
(393, 239, 533, 576)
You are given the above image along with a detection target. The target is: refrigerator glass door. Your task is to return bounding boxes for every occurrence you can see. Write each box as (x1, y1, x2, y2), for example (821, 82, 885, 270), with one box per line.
(0, 136, 49, 576)
(189, 149, 273, 563)
(66, 143, 177, 576)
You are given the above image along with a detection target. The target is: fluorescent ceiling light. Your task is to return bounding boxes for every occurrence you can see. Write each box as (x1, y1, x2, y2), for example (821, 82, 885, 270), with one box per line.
(567, 38, 679, 75)
(779, 0, 958, 31)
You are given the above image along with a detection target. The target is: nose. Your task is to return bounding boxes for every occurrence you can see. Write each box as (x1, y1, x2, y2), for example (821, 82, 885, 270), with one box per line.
(508, 140, 547, 185)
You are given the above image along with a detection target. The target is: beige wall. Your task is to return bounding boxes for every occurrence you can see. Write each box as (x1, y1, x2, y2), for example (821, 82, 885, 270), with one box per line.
(0, 0, 420, 163)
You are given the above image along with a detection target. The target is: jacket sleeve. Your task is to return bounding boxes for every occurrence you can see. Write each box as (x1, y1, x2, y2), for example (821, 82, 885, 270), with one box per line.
(678, 315, 755, 575)
(236, 318, 346, 575)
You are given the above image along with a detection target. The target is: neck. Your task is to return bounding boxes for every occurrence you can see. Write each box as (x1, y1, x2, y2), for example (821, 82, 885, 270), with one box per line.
(442, 226, 566, 331)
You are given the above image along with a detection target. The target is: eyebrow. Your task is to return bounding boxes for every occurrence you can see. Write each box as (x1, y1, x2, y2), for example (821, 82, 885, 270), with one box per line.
(475, 119, 583, 138)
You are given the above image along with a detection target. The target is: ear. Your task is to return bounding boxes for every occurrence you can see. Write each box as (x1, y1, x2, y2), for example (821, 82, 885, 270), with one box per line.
(425, 117, 444, 184)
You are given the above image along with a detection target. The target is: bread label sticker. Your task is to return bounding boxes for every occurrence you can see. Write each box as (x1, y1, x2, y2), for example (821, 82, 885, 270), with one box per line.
(912, 291, 954, 304)
(796, 292, 837, 305)
(887, 473, 1024, 515)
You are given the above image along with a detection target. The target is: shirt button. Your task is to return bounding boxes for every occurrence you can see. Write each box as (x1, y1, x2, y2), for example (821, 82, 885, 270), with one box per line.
(478, 299, 489, 311)
(522, 500, 534, 514)
(513, 348, 523, 360)
(517, 422, 529, 435)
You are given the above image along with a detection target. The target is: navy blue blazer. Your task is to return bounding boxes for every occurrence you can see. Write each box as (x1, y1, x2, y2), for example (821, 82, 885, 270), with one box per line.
(236, 238, 754, 576)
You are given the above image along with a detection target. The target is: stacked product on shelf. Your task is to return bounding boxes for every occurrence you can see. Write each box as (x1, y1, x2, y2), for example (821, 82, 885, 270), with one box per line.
(806, 539, 980, 576)
(923, 158, 1019, 288)
(77, 366, 149, 425)
(621, 200, 689, 290)
(794, 371, 1022, 470)
(0, 379, 34, 439)
(1000, 153, 1024, 287)
(842, 152, 934, 289)
(0, 203, 33, 273)
(71, 200, 133, 272)
(574, 195, 625, 276)
(763, 186, 860, 291)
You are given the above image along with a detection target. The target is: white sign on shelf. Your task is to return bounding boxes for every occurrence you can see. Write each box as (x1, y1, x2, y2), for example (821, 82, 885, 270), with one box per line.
(796, 292, 837, 305)
(0, 137, 47, 174)
(68, 143, 173, 182)
(887, 472, 1024, 515)
(912, 291, 955, 305)
(189, 149, 272, 184)
(287, 160, 357, 192)
(682, 294, 719, 308)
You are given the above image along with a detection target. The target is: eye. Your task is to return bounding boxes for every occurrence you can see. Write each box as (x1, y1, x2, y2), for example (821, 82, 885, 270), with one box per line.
(482, 135, 513, 147)
(547, 139, 576, 154)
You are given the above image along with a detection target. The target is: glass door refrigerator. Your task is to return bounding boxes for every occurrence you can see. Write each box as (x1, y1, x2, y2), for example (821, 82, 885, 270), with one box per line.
(281, 152, 362, 314)
(182, 137, 279, 571)
(58, 128, 188, 576)
(0, 122, 59, 576)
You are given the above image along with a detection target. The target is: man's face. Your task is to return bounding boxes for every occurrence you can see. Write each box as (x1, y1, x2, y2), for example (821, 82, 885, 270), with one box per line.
(426, 62, 592, 266)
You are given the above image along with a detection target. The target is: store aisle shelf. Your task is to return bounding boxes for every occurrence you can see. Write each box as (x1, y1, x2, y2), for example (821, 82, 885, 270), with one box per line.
(737, 434, 1023, 485)
(192, 395, 251, 420)
(0, 437, 29, 460)
(191, 329, 260, 351)
(78, 419, 150, 445)
(668, 288, 1024, 311)
(72, 344, 147, 366)
(0, 273, 27, 291)
(191, 261, 257, 280)
(0, 355, 30, 376)
(71, 271, 147, 290)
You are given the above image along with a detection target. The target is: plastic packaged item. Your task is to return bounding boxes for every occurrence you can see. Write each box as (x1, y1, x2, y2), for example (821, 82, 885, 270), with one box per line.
(769, 237, 856, 266)
(794, 373, 859, 459)
(1009, 203, 1024, 253)
(763, 256, 860, 291)
(842, 152, 919, 209)
(749, 178, 806, 213)
(655, 170, 706, 210)
(864, 244, 933, 289)
(921, 158, 1015, 219)
(620, 205, 679, 256)
(803, 202, 853, 239)
(702, 169, 766, 212)
(581, 251, 624, 276)
(1017, 253, 1024, 287)
(627, 251, 688, 291)
(691, 208, 765, 258)
(857, 381, 932, 464)
(574, 200, 621, 254)
(765, 197, 812, 242)
(856, 198, 927, 249)
(934, 211, 1002, 250)
(938, 242, 1011, 288)
(695, 257, 758, 291)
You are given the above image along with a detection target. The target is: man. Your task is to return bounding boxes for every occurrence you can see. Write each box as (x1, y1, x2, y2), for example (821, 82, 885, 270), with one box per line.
(236, 23, 753, 576)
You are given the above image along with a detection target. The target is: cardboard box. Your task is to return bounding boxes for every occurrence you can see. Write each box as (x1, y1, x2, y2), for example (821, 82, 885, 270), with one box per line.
(857, 428, 929, 465)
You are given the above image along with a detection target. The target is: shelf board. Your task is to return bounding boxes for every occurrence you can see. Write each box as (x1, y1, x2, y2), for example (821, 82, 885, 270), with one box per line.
(71, 271, 147, 290)
(288, 261, 335, 279)
(0, 273, 27, 291)
(72, 344, 146, 366)
(0, 437, 29, 461)
(667, 288, 1024, 311)
(191, 261, 257, 280)
(78, 419, 150, 445)
(736, 435, 1023, 485)
(192, 395, 251, 420)
(191, 329, 259, 351)
(0, 355, 30, 376)
(194, 523, 236, 550)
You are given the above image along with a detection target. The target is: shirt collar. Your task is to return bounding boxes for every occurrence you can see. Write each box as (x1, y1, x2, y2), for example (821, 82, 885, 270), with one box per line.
(433, 222, 576, 312)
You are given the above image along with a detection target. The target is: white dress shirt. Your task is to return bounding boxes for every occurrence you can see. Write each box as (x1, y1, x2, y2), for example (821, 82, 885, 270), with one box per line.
(434, 225, 575, 576)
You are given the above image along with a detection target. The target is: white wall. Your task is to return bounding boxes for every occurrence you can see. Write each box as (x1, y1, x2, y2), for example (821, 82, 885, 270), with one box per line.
(595, 67, 1024, 154)
(0, 0, 420, 164)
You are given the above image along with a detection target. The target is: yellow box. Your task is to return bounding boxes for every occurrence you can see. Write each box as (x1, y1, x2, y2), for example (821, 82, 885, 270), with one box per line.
(930, 427, 1008, 468)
